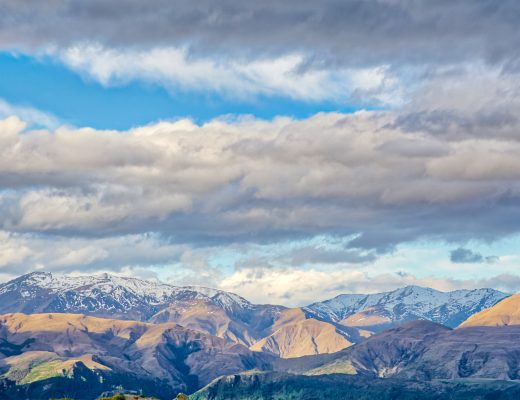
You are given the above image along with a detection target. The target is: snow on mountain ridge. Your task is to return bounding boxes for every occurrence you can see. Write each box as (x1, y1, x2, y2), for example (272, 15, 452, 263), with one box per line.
(0, 271, 252, 311)
(303, 285, 509, 327)
(0, 274, 508, 330)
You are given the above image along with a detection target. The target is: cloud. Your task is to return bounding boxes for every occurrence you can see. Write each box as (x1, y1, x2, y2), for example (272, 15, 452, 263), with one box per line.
(50, 43, 400, 104)
(2, 2, 520, 106)
(1, 89, 520, 252)
(0, 98, 60, 129)
(218, 266, 519, 306)
(2, 2, 520, 297)
(0, 230, 186, 280)
(2, 1, 520, 69)
(450, 248, 498, 264)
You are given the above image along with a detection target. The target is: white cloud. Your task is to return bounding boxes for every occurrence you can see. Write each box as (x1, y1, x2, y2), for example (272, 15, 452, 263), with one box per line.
(0, 97, 520, 247)
(1, 66, 520, 292)
(218, 266, 520, 306)
(55, 43, 402, 105)
(1, 226, 520, 305)
(0, 98, 60, 129)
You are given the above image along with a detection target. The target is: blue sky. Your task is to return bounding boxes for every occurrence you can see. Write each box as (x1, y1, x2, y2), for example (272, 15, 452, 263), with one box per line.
(0, 52, 360, 130)
(1, 1, 520, 305)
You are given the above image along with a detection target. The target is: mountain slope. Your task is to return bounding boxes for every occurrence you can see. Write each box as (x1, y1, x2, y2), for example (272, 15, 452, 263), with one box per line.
(0, 272, 253, 321)
(249, 308, 370, 358)
(0, 272, 369, 357)
(279, 320, 520, 380)
(459, 293, 520, 327)
(0, 313, 272, 399)
(0, 272, 287, 348)
(305, 285, 508, 331)
(0, 273, 509, 361)
(190, 372, 520, 400)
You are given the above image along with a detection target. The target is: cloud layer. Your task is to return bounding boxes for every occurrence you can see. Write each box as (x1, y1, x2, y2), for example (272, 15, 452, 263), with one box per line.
(3, 1, 520, 69)
(2, 69, 520, 250)
(1, 1, 520, 300)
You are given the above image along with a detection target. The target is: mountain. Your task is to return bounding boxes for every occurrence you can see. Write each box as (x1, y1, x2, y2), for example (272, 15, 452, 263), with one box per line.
(0, 272, 287, 347)
(0, 271, 254, 321)
(0, 313, 272, 399)
(190, 372, 520, 400)
(304, 285, 508, 331)
(279, 320, 520, 380)
(0, 273, 509, 360)
(0, 272, 361, 358)
(0, 272, 366, 358)
(459, 293, 520, 327)
(249, 308, 371, 358)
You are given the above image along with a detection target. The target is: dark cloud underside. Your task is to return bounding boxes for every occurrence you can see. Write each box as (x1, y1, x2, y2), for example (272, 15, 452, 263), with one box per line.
(1, 0, 520, 68)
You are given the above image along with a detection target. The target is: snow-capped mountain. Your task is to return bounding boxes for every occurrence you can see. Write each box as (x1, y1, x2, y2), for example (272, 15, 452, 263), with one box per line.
(0, 273, 510, 355)
(0, 271, 287, 347)
(0, 271, 254, 320)
(304, 285, 509, 330)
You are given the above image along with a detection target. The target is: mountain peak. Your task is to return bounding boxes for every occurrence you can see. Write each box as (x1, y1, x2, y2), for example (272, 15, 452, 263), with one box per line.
(397, 285, 438, 293)
(0, 271, 254, 319)
(20, 271, 53, 279)
(304, 285, 509, 330)
(13, 271, 54, 286)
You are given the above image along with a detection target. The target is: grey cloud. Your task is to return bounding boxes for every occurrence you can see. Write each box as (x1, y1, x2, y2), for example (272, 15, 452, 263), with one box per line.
(394, 109, 520, 137)
(224, 243, 377, 270)
(450, 248, 498, 264)
(2, 1, 520, 69)
(391, 70, 520, 140)
(2, 102, 520, 254)
(0, 230, 186, 277)
(288, 246, 377, 266)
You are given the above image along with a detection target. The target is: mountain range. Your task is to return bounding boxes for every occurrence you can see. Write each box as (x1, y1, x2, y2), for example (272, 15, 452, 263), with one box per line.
(305, 285, 507, 331)
(278, 320, 520, 380)
(0, 271, 517, 399)
(194, 294, 520, 399)
(0, 272, 508, 359)
(0, 312, 271, 399)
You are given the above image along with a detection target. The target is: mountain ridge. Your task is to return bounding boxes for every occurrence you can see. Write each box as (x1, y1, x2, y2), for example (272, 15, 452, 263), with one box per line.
(0, 312, 273, 399)
(276, 319, 520, 381)
(304, 284, 508, 330)
(0, 272, 510, 359)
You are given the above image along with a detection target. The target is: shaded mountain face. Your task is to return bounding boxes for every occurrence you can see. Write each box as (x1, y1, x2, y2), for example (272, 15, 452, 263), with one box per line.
(0, 313, 272, 399)
(279, 320, 520, 380)
(459, 293, 520, 327)
(304, 285, 508, 331)
(190, 372, 520, 400)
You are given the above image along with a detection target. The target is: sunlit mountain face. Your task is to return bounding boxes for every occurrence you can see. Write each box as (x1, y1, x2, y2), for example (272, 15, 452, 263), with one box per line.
(1, 1, 520, 399)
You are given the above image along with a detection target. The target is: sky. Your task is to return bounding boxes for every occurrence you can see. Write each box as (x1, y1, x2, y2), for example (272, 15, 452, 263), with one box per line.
(1, 1, 520, 305)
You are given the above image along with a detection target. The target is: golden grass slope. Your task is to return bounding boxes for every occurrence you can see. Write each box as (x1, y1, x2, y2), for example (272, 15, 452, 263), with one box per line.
(249, 309, 355, 358)
(459, 293, 520, 327)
